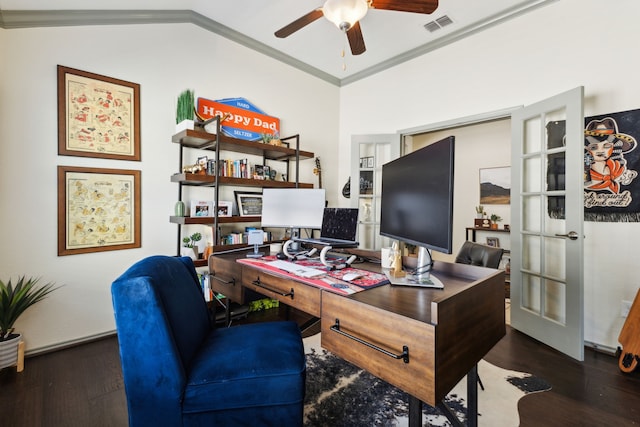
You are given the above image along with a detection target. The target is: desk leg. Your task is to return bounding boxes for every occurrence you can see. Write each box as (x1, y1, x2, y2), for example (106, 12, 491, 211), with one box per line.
(467, 364, 478, 427)
(435, 364, 478, 427)
(408, 395, 422, 427)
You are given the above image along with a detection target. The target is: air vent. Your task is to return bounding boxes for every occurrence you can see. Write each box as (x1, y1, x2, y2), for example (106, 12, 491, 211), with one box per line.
(424, 14, 454, 33)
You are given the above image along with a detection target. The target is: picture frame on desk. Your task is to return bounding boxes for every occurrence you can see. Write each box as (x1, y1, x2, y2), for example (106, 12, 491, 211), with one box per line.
(235, 191, 262, 217)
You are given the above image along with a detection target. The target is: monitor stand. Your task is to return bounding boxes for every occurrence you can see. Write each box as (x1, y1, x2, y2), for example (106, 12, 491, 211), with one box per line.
(385, 271, 444, 289)
(287, 228, 302, 253)
(385, 246, 444, 289)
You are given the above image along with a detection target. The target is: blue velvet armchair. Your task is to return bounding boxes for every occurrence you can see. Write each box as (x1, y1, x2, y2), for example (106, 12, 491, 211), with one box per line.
(111, 255, 306, 426)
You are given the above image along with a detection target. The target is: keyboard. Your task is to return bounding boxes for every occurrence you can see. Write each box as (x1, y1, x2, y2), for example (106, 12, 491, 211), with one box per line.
(265, 260, 326, 278)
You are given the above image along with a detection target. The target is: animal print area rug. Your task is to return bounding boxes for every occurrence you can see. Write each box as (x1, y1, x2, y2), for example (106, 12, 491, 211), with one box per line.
(303, 333, 551, 427)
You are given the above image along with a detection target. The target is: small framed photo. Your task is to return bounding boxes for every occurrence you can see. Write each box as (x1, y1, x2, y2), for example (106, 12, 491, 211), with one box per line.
(197, 156, 208, 169)
(486, 237, 500, 247)
(216, 201, 233, 217)
(235, 191, 263, 217)
(190, 200, 214, 217)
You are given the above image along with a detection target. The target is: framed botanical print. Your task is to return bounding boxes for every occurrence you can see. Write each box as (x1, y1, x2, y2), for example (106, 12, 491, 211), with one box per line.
(58, 166, 141, 255)
(57, 65, 141, 160)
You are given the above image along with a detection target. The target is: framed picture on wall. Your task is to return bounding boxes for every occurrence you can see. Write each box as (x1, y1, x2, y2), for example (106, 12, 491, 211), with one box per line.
(479, 166, 511, 204)
(486, 237, 500, 247)
(57, 65, 141, 161)
(58, 166, 141, 256)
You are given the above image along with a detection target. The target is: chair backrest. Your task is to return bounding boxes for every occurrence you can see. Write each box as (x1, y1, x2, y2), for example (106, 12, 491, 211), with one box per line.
(111, 255, 210, 425)
(454, 241, 504, 269)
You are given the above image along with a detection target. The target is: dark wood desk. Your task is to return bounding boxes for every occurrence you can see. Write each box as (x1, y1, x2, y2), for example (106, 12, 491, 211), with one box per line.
(209, 251, 505, 426)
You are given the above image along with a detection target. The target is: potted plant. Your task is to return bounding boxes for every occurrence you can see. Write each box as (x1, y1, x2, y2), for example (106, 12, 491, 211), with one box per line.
(181, 232, 202, 260)
(175, 89, 195, 133)
(490, 214, 502, 229)
(0, 276, 59, 371)
(475, 205, 485, 219)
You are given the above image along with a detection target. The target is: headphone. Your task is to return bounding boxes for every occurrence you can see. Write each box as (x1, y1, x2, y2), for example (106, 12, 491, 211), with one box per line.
(282, 240, 317, 260)
(320, 246, 357, 270)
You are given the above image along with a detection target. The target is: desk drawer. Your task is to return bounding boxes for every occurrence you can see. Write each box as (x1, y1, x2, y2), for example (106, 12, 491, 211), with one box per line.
(209, 256, 244, 302)
(241, 268, 321, 317)
(321, 291, 439, 406)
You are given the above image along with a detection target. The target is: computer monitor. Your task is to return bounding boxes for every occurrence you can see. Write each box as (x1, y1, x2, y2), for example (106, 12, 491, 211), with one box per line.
(380, 136, 455, 283)
(261, 188, 326, 229)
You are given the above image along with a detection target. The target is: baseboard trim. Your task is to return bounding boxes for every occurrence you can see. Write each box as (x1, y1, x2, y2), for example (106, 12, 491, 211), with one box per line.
(25, 330, 117, 357)
(584, 340, 618, 356)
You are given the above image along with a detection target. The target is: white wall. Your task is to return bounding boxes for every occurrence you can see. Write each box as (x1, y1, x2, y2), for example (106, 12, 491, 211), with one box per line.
(338, 0, 640, 350)
(410, 121, 512, 264)
(0, 23, 338, 352)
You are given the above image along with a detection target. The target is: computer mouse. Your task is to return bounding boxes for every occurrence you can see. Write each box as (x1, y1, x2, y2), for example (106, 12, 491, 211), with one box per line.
(342, 272, 363, 282)
(276, 252, 288, 260)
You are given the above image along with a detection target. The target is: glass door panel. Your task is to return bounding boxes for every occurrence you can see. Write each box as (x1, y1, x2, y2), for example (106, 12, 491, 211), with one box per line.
(351, 135, 399, 250)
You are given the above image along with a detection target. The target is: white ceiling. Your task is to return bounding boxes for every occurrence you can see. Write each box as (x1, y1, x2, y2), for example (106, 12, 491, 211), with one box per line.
(0, 0, 555, 85)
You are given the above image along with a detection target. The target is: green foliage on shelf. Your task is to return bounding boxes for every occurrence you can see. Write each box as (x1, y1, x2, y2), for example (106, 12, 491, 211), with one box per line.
(182, 232, 202, 248)
(176, 89, 195, 124)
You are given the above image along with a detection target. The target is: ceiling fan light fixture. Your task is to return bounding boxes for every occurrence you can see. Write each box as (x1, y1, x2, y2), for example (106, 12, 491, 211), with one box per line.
(322, 0, 368, 31)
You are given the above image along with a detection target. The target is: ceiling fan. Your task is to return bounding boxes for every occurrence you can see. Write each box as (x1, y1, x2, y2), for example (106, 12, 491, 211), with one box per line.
(275, 0, 439, 55)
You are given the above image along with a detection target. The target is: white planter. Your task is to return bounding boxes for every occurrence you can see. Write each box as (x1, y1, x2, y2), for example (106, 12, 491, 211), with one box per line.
(0, 333, 22, 370)
(181, 247, 198, 260)
(175, 119, 195, 133)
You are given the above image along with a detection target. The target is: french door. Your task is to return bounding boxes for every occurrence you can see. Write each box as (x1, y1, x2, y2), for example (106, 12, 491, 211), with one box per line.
(510, 87, 585, 361)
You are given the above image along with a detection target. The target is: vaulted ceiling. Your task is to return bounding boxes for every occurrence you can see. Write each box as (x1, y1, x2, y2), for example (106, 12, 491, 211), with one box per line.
(0, 0, 555, 85)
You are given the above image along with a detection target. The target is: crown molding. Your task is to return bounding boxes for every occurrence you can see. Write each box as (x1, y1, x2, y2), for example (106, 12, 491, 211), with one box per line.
(0, 9, 341, 86)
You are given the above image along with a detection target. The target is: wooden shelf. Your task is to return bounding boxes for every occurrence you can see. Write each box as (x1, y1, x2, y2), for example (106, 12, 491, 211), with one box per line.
(171, 173, 313, 188)
(172, 129, 314, 161)
(170, 215, 261, 225)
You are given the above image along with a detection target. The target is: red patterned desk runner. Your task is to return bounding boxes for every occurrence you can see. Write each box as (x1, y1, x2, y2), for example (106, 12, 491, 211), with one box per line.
(237, 256, 389, 296)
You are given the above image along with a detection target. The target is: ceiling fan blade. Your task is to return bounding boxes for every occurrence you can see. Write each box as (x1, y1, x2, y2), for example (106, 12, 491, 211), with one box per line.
(346, 22, 366, 55)
(275, 8, 324, 38)
(371, 0, 439, 14)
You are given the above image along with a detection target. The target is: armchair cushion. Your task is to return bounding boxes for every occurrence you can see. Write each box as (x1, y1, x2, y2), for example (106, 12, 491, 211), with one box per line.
(184, 321, 305, 413)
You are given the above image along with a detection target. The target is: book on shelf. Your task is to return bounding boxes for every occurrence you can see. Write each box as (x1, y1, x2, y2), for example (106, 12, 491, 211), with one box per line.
(222, 229, 271, 245)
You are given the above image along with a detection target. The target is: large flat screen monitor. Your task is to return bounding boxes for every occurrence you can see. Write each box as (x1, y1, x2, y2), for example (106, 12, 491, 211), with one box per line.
(380, 136, 455, 255)
(261, 188, 326, 229)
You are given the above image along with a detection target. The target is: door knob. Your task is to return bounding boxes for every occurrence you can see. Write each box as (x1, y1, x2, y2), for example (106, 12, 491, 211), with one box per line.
(555, 231, 579, 240)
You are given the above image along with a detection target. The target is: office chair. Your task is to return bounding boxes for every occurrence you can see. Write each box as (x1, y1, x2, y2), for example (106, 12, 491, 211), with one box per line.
(455, 241, 505, 390)
(455, 241, 504, 269)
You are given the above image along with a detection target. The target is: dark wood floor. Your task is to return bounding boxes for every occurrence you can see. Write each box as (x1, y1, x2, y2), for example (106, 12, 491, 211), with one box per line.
(1, 307, 639, 426)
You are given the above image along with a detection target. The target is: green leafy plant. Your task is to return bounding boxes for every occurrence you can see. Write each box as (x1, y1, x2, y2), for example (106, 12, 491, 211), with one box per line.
(260, 133, 273, 144)
(490, 214, 502, 223)
(182, 232, 202, 248)
(475, 205, 485, 214)
(0, 277, 60, 340)
(176, 89, 195, 124)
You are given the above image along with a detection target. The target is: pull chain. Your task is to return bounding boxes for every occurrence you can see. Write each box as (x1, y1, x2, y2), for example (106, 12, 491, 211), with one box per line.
(341, 36, 347, 71)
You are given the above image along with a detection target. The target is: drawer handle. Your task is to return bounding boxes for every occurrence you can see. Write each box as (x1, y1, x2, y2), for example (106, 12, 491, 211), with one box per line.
(252, 279, 294, 299)
(210, 272, 235, 286)
(330, 319, 409, 363)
